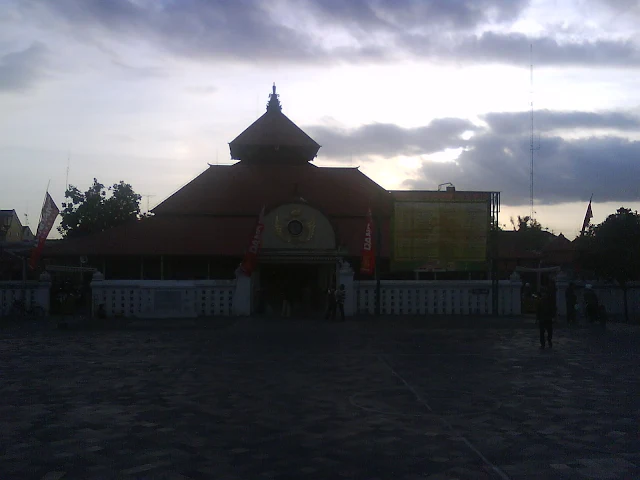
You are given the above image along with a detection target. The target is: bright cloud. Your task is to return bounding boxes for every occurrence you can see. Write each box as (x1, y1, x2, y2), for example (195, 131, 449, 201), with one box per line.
(1, 0, 639, 237)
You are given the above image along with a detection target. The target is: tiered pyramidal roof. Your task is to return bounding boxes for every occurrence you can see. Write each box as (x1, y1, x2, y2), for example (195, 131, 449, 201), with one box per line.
(229, 84, 321, 164)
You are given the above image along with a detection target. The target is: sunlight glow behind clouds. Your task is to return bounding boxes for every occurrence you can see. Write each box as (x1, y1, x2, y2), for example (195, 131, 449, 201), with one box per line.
(1, 0, 640, 237)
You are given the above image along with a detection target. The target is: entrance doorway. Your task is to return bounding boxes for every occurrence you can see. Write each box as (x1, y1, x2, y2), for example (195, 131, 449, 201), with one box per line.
(257, 263, 334, 317)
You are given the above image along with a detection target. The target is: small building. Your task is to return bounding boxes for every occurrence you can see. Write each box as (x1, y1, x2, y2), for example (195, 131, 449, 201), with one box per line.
(0, 210, 28, 243)
(1, 209, 35, 281)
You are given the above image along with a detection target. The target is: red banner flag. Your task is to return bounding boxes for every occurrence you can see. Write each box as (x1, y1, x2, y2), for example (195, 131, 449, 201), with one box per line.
(240, 206, 266, 276)
(581, 195, 593, 235)
(29, 192, 60, 270)
(360, 208, 375, 275)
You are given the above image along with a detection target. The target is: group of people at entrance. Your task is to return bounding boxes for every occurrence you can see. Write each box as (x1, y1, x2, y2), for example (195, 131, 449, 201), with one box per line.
(325, 284, 346, 321)
(536, 283, 605, 349)
(565, 283, 604, 325)
(277, 284, 345, 320)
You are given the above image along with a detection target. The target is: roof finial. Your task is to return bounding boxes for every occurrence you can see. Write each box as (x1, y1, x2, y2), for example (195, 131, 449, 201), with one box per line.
(267, 83, 281, 112)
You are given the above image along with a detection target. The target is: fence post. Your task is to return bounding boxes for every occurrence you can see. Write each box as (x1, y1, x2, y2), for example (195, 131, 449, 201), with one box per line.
(509, 271, 522, 315)
(90, 271, 105, 317)
(37, 272, 52, 316)
(555, 271, 569, 320)
(232, 267, 252, 316)
(338, 260, 355, 316)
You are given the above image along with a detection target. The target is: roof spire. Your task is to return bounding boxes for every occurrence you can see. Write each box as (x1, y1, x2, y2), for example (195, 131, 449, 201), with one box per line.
(266, 82, 281, 112)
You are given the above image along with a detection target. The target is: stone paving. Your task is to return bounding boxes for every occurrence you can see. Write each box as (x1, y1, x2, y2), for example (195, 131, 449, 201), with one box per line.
(0, 316, 638, 479)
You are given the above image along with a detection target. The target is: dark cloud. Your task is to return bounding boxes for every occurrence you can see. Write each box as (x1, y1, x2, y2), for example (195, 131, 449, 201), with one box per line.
(404, 134, 640, 205)
(483, 109, 640, 135)
(459, 32, 640, 67)
(401, 31, 640, 67)
(22, 0, 640, 68)
(25, 0, 324, 63)
(0, 43, 48, 92)
(307, 118, 476, 158)
(303, 0, 529, 31)
(307, 109, 640, 205)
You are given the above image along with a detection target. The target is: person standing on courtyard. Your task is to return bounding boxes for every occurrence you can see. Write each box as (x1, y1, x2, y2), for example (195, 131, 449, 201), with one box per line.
(565, 282, 577, 325)
(335, 284, 346, 321)
(325, 285, 336, 320)
(281, 282, 292, 318)
(536, 287, 555, 348)
(584, 285, 599, 324)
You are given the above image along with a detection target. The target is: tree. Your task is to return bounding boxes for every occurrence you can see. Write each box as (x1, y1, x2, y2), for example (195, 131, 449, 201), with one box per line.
(509, 215, 552, 252)
(579, 207, 640, 322)
(58, 179, 143, 238)
(510, 215, 542, 232)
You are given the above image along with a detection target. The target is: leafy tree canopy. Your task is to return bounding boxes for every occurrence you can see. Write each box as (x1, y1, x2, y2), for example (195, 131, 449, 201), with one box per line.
(580, 207, 640, 284)
(58, 179, 143, 238)
(510, 215, 543, 232)
(508, 215, 552, 251)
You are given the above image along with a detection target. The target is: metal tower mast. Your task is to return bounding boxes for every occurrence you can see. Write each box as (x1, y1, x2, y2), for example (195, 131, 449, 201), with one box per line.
(530, 44, 540, 219)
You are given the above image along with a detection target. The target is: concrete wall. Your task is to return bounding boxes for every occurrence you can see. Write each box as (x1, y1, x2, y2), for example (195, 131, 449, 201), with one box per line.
(555, 276, 640, 320)
(91, 275, 235, 318)
(354, 278, 522, 316)
(0, 277, 51, 316)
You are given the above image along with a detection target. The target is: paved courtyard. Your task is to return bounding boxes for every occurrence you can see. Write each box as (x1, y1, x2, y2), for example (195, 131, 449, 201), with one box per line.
(0, 316, 639, 479)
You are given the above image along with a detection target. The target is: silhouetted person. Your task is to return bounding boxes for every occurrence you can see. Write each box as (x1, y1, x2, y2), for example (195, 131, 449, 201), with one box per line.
(565, 282, 577, 325)
(335, 284, 346, 321)
(325, 285, 336, 320)
(536, 287, 555, 348)
(281, 283, 292, 318)
(584, 285, 599, 323)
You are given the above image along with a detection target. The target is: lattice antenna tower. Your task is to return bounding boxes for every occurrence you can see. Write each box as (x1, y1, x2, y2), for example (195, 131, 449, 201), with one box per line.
(529, 44, 540, 220)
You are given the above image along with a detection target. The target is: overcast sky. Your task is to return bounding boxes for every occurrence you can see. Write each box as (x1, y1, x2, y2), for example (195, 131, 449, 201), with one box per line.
(2, 0, 640, 238)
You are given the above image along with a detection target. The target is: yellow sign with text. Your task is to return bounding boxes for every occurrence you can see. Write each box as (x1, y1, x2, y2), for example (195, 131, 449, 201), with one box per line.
(392, 200, 489, 270)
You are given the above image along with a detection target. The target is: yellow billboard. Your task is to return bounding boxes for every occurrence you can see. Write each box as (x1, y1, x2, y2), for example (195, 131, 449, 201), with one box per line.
(392, 194, 490, 271)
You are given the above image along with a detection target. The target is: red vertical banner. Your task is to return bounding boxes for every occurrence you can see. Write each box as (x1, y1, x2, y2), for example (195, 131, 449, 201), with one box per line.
(29, 192, 60, 270)
(360, 208, 375, 275)
(240, 206, 266, 276)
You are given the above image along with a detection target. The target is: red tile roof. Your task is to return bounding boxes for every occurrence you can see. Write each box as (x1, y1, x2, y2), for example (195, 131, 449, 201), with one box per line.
(229, 108, 320, 163)
(45, 216, 256, 256)
(496, 230, 575, 260)
(153, 164, 393, 217)
(230, 109, 320, 149)
(44, 214, 391, 257)
(542, 233, 574, 252)
(496, 231, 542, 260)
(45, 164, 394, 257)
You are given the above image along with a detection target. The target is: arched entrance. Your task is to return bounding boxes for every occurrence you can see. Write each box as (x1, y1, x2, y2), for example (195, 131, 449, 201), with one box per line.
(254, 203, 338, 317)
